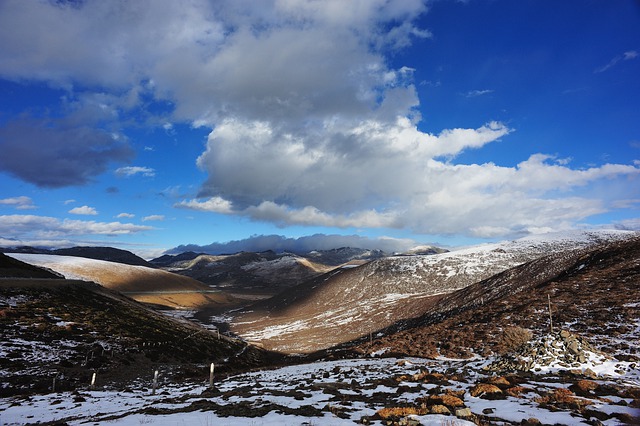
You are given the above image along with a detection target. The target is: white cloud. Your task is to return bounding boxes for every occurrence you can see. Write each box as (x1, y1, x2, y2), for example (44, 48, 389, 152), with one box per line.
(0, 214, 154, 239)
(142, 215, 165, 222)
(1, 1, 638, 239)
(63, 199, 77, 205)
(117, 212, 135, 218)
(115, 166, 155, 178)
(175, 197, 233, 214)
(0, 196, 36, 210)
(595, 50, 638, 73)
(465, 89, 493, 97)
(68, 205, 98, 216)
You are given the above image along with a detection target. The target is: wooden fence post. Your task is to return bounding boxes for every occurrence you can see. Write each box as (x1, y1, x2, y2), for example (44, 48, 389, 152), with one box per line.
(90, 372, 97, 390)
(152, 370, 159, 395)
(209, 363, 215, 388)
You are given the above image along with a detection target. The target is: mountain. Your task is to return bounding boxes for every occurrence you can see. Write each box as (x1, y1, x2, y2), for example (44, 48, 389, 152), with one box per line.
(5, 253, 239, 310)
(0, 252, 63, 279)
(150, 251, 202, 267)
(1, 246, 153, 267)
(230, 230, 637, 353)
(153, 250, 335, 297)
(347, 233, 640, 363)
(0, 278, 281, 396)
(303, 247, 389, 265)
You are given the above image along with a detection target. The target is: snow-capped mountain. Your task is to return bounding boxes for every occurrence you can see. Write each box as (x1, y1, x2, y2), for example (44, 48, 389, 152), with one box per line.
(231, 230, 637, 353)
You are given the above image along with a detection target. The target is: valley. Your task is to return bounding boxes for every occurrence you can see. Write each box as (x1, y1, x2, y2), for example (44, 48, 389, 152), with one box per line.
(0, 230, 638, 425)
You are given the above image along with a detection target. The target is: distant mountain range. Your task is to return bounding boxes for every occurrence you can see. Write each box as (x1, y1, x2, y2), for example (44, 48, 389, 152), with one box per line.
(149, 247, 406, 296)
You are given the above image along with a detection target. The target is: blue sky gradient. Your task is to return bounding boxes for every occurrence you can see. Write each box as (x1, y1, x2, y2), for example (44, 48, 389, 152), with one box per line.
(0, 0, 638, 258)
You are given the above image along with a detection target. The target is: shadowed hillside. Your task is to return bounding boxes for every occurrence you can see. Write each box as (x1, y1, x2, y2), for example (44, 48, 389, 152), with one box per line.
(0, 278, 283, 396)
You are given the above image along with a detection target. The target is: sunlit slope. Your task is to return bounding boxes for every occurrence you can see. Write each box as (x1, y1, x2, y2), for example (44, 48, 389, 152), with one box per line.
(6, 253, 236, 309)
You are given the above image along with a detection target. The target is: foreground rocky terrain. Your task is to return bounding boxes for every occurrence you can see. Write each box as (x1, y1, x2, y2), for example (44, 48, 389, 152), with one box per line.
(1, 230, 638, 424)
(0, 277, 282, 398)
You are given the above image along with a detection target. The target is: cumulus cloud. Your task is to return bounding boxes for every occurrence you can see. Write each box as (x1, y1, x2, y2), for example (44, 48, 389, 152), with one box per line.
(115, 166, 155, 178)
(1, 1, 638, 238)
(0, 116, 133, 188)
(117, 212, 135, 218)
(142, 215, 165, 222)
(0, 196, 36, 210)
(0, 214, 154, 240)
(68, 206, 98, 216)
(167, 233, 421, 255)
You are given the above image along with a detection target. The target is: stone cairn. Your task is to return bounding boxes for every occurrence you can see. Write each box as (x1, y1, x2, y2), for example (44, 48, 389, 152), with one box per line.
(490, 330, 607, 372)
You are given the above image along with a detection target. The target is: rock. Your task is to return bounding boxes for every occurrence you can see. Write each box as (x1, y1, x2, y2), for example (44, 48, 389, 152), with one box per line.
(522, 418, 542, 425)
(482, 407, 495, 414)
(455, 407, 472, 418)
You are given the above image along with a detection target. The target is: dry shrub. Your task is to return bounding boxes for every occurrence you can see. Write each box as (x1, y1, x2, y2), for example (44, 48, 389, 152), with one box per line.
(487, 376, 511, 387)
(506, 386, 528, 397)
(420, 394, 465, 408)
(376, 406, 426, 419)
(570, 379, 599, 396)
(498, 326, 532, 355)
(535, 388, 593, 410)
(470, 383, 503, 397)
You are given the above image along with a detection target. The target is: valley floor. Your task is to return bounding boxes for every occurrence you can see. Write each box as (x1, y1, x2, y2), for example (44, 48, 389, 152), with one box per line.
(1, 356, 638, 425)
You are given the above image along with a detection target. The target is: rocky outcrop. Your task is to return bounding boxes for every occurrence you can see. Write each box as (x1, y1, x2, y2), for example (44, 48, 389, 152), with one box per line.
(490, 330, 609, 372)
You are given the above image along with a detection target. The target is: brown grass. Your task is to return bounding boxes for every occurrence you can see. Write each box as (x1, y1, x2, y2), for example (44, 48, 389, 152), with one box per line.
(376, 406, 427, 419)
(470, 383, 503, 397)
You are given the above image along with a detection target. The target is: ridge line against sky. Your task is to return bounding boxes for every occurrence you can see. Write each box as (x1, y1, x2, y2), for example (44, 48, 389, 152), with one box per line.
(0, 0, 639, 258)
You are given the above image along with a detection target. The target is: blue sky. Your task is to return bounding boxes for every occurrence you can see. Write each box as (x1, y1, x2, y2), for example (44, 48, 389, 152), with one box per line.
(0, 0, 639, 258)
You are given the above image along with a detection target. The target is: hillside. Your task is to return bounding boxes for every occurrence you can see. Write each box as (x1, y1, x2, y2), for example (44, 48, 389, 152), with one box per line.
(155, 250, 334, 297)
(0, 252, 62, 279)
(2, 246, 153, 267)
(348, 234, 640, 361)
(231, 230, 636, 353)
(5, 253, 238, 309)
(0, 278, 281, 396)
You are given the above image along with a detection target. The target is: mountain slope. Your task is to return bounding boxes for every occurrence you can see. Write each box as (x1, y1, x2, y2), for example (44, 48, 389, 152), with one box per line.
(2, 246, 153, 267)
(0, 278, 280, 396)
(0, 253, 62, 279)
(349, 235, 640, 361)
(156, 251, 334, 297)
(5, 253, 236, 309)
(231, 230, 636, 353)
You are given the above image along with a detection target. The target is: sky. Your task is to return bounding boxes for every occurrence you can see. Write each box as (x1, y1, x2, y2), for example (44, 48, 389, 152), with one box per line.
(0, 0, 639, 259)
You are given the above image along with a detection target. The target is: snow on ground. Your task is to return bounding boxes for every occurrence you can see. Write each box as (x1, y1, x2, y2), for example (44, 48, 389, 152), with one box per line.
(1, 356, 637, 425)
